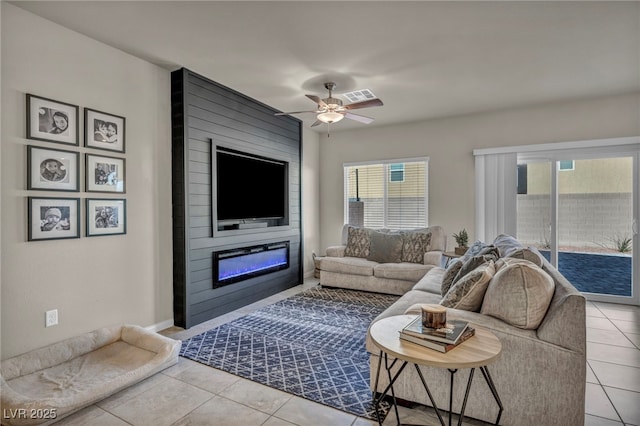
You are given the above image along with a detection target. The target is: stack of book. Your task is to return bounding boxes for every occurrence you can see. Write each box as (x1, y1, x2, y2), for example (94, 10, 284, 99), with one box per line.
(399, 316, 476, 353)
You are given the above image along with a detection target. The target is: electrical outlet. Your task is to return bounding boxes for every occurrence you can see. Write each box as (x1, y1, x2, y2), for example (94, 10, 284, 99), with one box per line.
(45, 309, 58, 327)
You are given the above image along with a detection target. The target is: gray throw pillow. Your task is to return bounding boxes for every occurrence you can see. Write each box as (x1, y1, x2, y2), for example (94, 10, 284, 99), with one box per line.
(441, 261, 496, 311)
(401, 232, 432, 264)
(368, 231, 403, 263)
(492, 234, 524, 257)
(452, 253, 499, 286)
(344, 226, 371, 258)
(441, 259, 463, 296)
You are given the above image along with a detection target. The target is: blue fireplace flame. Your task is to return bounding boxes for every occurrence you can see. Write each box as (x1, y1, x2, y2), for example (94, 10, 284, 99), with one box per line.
(218, 247, 288, 282)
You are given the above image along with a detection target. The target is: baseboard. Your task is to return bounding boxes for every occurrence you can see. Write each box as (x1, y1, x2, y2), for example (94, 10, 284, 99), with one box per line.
(145, 319, 175, 333)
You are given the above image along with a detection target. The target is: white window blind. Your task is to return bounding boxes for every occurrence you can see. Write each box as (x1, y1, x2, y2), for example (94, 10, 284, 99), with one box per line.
(344, 158, 428, 229)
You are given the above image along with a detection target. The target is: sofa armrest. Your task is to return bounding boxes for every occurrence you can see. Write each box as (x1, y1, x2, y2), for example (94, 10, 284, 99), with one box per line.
(423, 250, 443, 266)
(326, 245, 346, 257)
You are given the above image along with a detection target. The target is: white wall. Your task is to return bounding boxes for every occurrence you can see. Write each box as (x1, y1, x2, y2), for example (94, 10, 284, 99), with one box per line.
(1, 4, 172, 359)
(319, 92, 640, 251)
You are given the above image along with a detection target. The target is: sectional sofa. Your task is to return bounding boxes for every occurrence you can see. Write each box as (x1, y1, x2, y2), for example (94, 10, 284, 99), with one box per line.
(319, 228, 586, 426)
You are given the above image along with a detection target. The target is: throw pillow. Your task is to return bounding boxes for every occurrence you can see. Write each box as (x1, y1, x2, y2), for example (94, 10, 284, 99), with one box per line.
(494, 257, 537, 273)
(506, 247, 544, 267)
(441, 259, 463, 296)
(344, 226, 371, 258)
(452, 253, 499, 286)
(441, 261, 496, 311)
(481, 261, 555, 329)
(459, 240, 489, 263)
(367, 231, 403, 263)
(401, 232, 432, 264)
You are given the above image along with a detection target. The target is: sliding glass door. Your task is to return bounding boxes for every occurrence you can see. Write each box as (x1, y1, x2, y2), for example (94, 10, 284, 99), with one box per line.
(517, 153, 638, 304)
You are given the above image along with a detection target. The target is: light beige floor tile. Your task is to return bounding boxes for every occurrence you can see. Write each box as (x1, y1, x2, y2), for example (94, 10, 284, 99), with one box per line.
(222, 378, 292, 414)
(171, 395, 270, 426)
(584, 414, 624, 426)
(585, 383, 620, 421)
(604, 386, 640, 425)
(262, 416, 298, 426)
(274, 396, 356, 426)
(594, 302, 640, 313)
(589, 360, 640, 392)
(107, 376, 213, 426)
(612, 319, 640, 334)
(353, 416, 378, 426)
(601, 309, 640, 323)
(161, 357, 201, 378)
(587, 328, 636, 347)
(54, 405, 129, 426)
(172, 361, 240, 394)
(96, 372, 170, 411)
(587, 362, 599, 384)
(587, 342, 640, 367)
(587, 305, 607, 318)
(625, 332, 640, 348)
(587, 317, 618, 331)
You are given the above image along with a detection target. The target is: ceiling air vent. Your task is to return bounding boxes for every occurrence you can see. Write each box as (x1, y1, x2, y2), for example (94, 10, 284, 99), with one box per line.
(343, 89, 377, 103)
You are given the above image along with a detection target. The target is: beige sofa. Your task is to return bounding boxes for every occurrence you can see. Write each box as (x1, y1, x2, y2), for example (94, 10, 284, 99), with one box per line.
(1, 325, 180, 426)
(364, 237, 586, 426)
(320, 225, 447, 295)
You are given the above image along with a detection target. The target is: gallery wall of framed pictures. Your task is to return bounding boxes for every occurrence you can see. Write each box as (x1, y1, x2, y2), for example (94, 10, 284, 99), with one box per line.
(25, 93, 128, 241)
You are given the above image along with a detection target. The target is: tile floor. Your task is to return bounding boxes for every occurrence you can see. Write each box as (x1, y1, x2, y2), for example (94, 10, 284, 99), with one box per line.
(53, 279, 640, 426)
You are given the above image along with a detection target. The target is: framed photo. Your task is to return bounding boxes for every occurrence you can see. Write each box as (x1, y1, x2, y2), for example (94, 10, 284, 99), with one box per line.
(26, 94, 79, 146)
(85, 108, 126, 153)
(28, 197, 80, 241)
(86, 198, 126, 237)
(27, 145, 79, 192)
(86, 154, 125, 193)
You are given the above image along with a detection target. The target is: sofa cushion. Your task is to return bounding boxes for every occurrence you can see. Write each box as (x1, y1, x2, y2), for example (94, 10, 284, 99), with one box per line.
(495, 257, 537, 272)
(441, 259, 463, 296)
(374, 262, 430, 282)
(441, 261, 496, 311)
(320, 256, 377, 276)
(413, 267, 446, 294)
(368, 230, 403, 263)
(401, 231, 432, 263)
(344, 226, 371, 258)
(481, 260, 555, 329)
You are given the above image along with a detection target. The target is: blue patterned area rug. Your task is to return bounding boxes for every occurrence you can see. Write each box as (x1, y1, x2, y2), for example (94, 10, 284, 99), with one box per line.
(180, 286, 398, 420)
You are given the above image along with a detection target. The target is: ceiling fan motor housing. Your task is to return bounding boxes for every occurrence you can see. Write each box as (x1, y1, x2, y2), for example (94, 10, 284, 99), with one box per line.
(323, 97, 343, 108)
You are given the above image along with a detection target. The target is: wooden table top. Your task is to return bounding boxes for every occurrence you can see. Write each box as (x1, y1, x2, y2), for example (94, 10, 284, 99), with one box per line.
(368, 315, 502, 369)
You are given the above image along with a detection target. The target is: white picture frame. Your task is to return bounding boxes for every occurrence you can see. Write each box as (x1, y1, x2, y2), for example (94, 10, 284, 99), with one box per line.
(26, 94, 79, 146)
(86, 154, 126, 193)
(27, 145, 79, 192)
(86, 198, 126, 237)
(84, 108, 126, 153)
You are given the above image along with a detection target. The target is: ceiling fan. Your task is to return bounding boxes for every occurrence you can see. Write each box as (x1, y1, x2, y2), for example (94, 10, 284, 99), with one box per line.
(275, 82, 383, 129)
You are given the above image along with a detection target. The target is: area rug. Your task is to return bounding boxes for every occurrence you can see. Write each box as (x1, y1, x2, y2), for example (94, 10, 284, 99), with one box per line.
(179, 286, 398, 420)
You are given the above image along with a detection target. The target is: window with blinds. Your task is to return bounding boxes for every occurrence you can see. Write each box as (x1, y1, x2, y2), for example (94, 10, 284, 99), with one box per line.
(344, 158, 428, 229)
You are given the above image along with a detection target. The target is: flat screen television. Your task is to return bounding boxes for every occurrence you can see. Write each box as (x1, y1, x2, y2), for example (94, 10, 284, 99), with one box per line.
(216, 149, 287, 221)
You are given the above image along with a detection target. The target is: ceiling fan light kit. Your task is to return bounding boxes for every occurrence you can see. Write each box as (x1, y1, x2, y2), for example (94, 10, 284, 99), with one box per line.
(275, 81, 383, 132)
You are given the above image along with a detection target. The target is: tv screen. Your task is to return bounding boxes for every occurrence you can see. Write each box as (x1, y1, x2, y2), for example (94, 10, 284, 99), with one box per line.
(216, 150, 287, 221)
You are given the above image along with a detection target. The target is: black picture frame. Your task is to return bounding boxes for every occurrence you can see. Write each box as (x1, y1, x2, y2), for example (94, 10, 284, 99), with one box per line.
(84, 108, 126, 153)
(86, 198, 126, 237)
(26, 94, 79, 146)
(86, 154, 126, 193)
(27, 145, 80, 192)
(28, 196, 80, 241)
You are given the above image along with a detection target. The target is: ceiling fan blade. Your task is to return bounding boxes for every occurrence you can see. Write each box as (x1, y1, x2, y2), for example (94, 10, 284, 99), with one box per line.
(275, 110, 319, 116)
(306, 94, 328, 108)
(310, 120, 323, 127)
(344, 98, 384, 110)
(344, 112, 374, 124)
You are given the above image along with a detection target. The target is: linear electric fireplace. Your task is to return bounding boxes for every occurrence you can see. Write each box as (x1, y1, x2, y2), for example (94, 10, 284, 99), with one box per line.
(213, 241, 290, 288)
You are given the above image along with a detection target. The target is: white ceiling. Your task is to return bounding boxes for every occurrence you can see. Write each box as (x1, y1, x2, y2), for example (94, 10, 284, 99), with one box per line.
(11, 1, 640, 132)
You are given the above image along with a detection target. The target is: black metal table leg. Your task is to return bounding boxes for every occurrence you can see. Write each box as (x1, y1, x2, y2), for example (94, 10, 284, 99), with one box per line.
(457, 368, 475, 426)
(415, 364, 446, 426)
(372, 352, 408, 426)
(448, 369, 457, 426)
(479, 366, 503, 425)
(373, 351, 383, 426)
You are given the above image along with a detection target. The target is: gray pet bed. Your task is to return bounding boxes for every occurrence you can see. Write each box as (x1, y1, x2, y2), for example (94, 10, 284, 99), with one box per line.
(1, 325, 180, 426)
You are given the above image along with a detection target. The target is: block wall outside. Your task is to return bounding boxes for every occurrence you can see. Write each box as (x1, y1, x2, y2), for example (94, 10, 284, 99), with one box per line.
(516, 193, 632, 249)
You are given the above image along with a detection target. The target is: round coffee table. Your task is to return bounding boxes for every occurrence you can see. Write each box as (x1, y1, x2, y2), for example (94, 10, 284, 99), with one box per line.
(368, 314, 503, 426)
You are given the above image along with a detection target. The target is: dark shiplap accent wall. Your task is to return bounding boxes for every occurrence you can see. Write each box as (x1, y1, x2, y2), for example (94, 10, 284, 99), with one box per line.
(171, 68, 303, 329)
